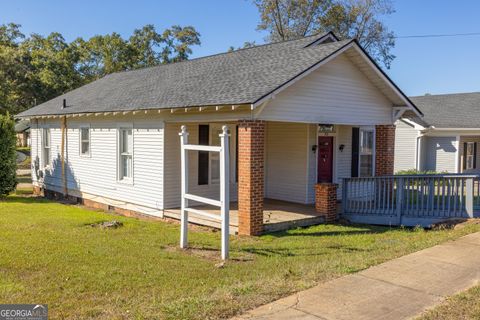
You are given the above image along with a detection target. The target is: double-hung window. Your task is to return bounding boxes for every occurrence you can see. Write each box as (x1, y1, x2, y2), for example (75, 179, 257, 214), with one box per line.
(43, 128, 51, 167)
(465, 142, 476, 170)
(80, 127, 90, 156)
(359, 128, 374, 177)
(118, 127, 133, 182)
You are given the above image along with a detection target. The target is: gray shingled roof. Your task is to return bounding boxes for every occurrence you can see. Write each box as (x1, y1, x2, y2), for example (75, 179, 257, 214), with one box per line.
(18, 34, 354, 117)
(410, 92, 480, 128)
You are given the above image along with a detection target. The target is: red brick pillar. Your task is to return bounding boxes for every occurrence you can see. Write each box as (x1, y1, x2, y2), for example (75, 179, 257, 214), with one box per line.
(315, 183, 338, 222)
(375, 125, 396, 176)
(238, 120, 265, 236)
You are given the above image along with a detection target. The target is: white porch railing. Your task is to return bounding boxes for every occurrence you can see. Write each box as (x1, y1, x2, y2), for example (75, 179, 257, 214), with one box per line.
(179, 125, 230, 260)
(342, 175, 479, 227)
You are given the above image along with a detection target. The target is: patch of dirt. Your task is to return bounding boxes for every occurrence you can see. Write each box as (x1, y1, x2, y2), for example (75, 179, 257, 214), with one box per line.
(164, 245, 255, 263)
(89, 220, 124, 229)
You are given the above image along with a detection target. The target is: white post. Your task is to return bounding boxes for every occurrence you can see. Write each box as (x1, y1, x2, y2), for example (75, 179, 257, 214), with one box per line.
(220, 125, 230, 260)
(466, 178, 474, 218)
(179, 125, 189, 249)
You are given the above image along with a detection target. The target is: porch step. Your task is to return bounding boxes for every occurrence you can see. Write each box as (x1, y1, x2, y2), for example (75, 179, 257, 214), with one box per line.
(263, 216, 325, 233)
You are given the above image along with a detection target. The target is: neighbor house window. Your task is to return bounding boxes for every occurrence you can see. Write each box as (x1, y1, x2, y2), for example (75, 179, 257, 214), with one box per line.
(359, 128, 374, 177)
(43, 128, 51, 166)
(118, 127, 133, 181)
(465, 142, 476, 170)
(80, 127, 90, 156)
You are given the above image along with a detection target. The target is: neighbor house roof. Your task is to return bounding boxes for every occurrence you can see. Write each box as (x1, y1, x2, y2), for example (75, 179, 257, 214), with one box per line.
(17, 32, 420, 118)
(15, 119, 30, 133)
(409, 92, 480, 128)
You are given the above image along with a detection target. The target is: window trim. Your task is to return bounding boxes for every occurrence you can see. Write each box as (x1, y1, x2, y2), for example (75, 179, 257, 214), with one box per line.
(358, 127, 375, 177)
(79, 125, 91, 157)
(42, 127, 51, 168)
(117, 124, 134, 184)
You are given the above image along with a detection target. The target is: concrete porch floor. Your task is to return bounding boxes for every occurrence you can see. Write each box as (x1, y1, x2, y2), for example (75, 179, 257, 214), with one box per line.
(163, 199, 330, 234)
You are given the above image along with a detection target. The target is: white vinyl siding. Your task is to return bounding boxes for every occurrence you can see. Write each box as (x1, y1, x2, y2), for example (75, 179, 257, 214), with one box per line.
(424, 136, 457, 173)
(259, 54, 393, 125)
(265, 122, 309, 204)
(33, 116, 165, 214)
(394, 120, 418, 172)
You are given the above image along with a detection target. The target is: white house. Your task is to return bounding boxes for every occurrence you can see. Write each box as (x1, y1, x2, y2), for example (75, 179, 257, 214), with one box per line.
(18, 32, 421, 235)
(394, 92, 480, 174)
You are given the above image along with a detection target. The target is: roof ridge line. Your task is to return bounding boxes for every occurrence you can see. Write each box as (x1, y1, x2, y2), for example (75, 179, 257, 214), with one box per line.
(110, 32, 333, 76)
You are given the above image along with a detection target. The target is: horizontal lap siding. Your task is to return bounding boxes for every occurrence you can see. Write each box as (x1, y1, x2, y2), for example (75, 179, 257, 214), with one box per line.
(259, 54, 392, 125)
(265, 122, 309, 204)
(35, 118, 164, 211)
(424, 136, 457, 173)
(163, 122, 238, 209)
(335, 125, 353, 199)
(394, 121, 418, 172)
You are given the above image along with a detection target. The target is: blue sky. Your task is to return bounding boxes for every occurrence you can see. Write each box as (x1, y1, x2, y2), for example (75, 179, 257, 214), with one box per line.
(1, 0, 479, 96)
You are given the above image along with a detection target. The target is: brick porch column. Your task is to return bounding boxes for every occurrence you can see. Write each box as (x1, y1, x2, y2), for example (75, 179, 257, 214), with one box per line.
(375, 125, 396, 176)
(315, 183, 338, 222)
(238, 120, 265, 236)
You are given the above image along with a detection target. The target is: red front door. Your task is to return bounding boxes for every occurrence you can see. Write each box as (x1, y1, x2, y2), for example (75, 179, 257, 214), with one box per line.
(317, 136, 334, 183)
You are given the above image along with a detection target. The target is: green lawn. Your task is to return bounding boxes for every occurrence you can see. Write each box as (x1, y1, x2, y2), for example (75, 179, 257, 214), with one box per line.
(1, 192, 480, 319)
(418, 286, 480, 320)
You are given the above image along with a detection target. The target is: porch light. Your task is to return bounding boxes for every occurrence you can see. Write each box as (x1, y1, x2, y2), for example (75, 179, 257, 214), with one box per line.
(339, 144, 345, 152)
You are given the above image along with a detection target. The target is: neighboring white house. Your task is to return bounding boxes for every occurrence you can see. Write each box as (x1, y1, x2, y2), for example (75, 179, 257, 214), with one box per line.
(18, 32, 421, 235)
(394, 92, 480, 174)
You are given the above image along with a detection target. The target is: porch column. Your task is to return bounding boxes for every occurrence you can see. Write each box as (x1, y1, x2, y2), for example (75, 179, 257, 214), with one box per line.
(238, 120, 265, 236)
(315, 183, 338, 222)
(375, 125, 396, 176)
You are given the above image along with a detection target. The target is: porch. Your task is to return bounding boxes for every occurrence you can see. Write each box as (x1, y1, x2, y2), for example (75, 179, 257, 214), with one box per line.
(164, 120, 396, 235)
(164, 198, 337, 234)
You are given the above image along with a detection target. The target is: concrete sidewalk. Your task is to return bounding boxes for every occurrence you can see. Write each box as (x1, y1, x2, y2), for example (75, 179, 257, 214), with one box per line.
(234, 232, 480, 320)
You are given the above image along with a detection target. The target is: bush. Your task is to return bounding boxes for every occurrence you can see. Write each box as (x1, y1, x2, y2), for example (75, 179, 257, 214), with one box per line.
(395, 169, 448, 175)
(0, 113, 17, 196)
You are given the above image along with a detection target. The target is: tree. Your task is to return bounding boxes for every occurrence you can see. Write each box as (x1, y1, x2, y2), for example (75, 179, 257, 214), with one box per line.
(253, 0, 396, 68)
(0, 113, 17, 196)
(0, 23, 201, 114)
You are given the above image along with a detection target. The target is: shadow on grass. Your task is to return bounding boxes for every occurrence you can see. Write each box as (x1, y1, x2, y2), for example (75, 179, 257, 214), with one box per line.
(264, 224, 395, 238)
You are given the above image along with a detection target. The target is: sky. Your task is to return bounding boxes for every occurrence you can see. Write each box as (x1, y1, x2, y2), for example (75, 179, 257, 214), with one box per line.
(1, 0, 479, 97)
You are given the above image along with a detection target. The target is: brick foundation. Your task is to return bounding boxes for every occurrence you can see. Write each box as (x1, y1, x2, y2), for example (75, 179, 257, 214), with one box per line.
(238, 120, 265, 236)
(375, 125, 396, 176)
(315, 183, 338, 223)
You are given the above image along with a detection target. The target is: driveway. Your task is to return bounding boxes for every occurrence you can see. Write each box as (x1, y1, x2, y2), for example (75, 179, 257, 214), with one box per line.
(234, 232, 480, 320)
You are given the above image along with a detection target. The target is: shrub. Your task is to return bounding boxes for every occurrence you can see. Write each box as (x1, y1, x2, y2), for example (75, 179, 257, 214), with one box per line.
(0, 113, 17, 196)
(395, 169, 448, 175)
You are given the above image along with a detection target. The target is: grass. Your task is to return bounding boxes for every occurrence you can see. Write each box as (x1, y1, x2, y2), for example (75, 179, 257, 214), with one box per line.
(418, 286, 480, 319)
(1, 191, 480, 319)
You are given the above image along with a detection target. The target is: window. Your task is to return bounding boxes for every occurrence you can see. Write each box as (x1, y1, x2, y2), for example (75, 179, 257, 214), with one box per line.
(198, 125, 209, 185)
(118, 128, 133, 181)
(80, 127, 90, 156)
(465, 142, 476, 170)
(197, 124, 234, 185)
(43, 128, 51, 166)
(359, 128, 374, 177)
